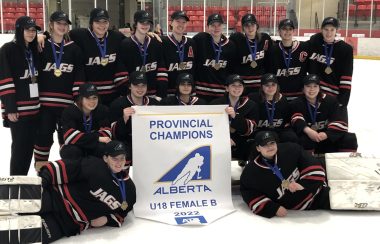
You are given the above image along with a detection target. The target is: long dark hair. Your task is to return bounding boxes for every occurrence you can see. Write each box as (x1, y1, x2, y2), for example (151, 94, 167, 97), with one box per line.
(14, 22, 39, 65)
(259, 84, 281, 102)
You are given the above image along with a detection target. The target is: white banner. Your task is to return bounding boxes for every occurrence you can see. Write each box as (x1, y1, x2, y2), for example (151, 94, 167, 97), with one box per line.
(132, 105, 235, 225)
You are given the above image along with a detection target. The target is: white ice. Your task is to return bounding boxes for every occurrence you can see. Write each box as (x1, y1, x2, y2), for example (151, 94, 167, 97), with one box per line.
(1, 59, 379, 244)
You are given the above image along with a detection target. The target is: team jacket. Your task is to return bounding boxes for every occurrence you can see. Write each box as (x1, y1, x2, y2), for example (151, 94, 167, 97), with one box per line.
(39, 156, 136, 236)
(192, 32, 237, 102)
(240, 142, 327, 218)
(267, 40, 310, 100)
(210, 95, 258, 140)
(290, 93, 348, 142)
(61, 104, 111, 150)
(69, 28, 125, 103)
(159, 95, 206, 106)
(109, 95, 159, 148)
(229, 32, 273, 94)
(249, 93, 292, 131)
(308, 33, 353, 106)
(0, 41, 40, 125)
(39, 39, 85, 109)
(118, 36, 168, 97)
(162, 35, 197, 96)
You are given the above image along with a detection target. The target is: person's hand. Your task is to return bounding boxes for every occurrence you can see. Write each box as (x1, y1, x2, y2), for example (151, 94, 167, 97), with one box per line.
(225, 107, 236, 119)
(123, 107, 135, 123)
(37, 33, 46, 51)
(91, 216, 108, 227)
(288, 182, 304, 193)
(35, 161, 49, 172)
(99, 137, 111, 143)
(7, 113, 19, 122)
(147, 32, 162, 43)
(276, 206, 287, 217)
(317, 132, 328, 141)
(230, 138, 236, 147)
(304, 127, 320, 142)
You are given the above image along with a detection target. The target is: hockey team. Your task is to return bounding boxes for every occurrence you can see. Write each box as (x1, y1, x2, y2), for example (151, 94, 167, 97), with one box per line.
(0, 7, 358, 243)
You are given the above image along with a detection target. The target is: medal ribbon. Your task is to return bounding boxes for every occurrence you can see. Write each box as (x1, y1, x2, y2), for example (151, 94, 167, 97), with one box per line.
(82, 113, 93, 133)
(262, 157, 285, 182)
(25, 49, 36, 78)
(50, 39, 64, 71)
(111, 172, 127, 207)
(280, 43, 292, 70)
(265, 100, 276, 126)
(323, 42, 334, 67)
(171, 34, 185, 63)
(227, 97, 240, 123)
(92, 31, 107, 59)
(307, 99, 318, 126)
(132, 35, 149, 66)
(245, 36, 257, 62)
(211, 38, 222, 63)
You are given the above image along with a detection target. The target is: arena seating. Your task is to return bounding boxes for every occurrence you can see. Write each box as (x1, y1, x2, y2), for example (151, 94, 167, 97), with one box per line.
(1, 1, 44, 31)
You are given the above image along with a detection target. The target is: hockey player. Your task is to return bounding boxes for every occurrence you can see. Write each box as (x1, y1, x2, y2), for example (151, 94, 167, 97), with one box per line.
(210, 74, 258, 160)
(160, 73, 206, 105)
(0, 16, 41, 175)
(249, 73, 298, 143)
(60, 83, 111, 160)
(229, 13, 273, 94)
(118, 10, 168, 99)
(290, 74, 357, 154)
(34, 11, 85, 162)
(162, 11, 196, 96)
(267, 19, 309, 101)
(240, 131, 330, 218)
(308, 17, 353, 108)
(36, 140, 136, 243)
(109, 71, 159, 162)
(193, 13, 237, 102)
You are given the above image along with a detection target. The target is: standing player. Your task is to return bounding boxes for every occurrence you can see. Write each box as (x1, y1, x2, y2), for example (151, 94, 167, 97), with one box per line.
(267, 19, 309, 101)
(229, 13, 273, 94)
(162, 11, 196, 96)
(308, 17, 353, 108)
(118, 10, 168, 99)
(34, 11, 85, 162)
(0, 16, 41, 175)
(193, 14, 237, 102)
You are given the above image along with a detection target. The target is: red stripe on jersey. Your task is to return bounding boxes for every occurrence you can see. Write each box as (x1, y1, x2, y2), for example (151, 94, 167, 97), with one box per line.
(16, 100, 39, 105)
(240, 75, 261, 79)
(34, 145, 51, 150)
(302, 176, 325, 181)
(292, 193, 313, 210)
(98, 90, 115, 95)
(339, 85, 351, 90)
(115, 71, 128, 77)
(244, 84, 261, 88)
(196, 91, 224, 97)
(63, 128, 75, 140)
(300, 165, 324, 175)
(341, 76, 352, 80)
(45, 164, 56, 185)
(248, 195, 266, 208)
(19, 111, 39, 116)
(196, 81, 225, 88)
(0, 90, 15, 96)
(41, 102, 70, 108)
(0, 78, 13, 84)
(320, 81, 338, 89)
(90, 80, 113, 85)
(254, 200, 269, 214)
(71, 133, 84, 144)
(157, 68, 168, 71)
(157, 77, 168, 81)
(40, 92, 73, 98)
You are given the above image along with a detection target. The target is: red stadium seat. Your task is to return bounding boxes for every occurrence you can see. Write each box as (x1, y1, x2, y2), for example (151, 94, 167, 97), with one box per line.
(190, 16, 198, 21)
(37, 8, 44, 13)
(16, 8, 26, 13)
(29, 8, 37, 13)
(195, 11, 203, 16)
(3, 7, 16, 13)
(3, 13, 15, 19)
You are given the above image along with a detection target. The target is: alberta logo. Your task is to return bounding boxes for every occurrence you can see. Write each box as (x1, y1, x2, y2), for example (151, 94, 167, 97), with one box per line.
(157, 146, 211, 185)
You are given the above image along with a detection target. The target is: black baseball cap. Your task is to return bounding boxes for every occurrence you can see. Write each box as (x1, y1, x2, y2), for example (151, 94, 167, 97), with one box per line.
(321, 17, 339, 28)
(134, 10, 153, 24)
(241, 14, 257, 26)
(207, 13, 224, 25)
(104, 140, 127, 157)
(78, 83, 98, 97)
(177, 73, 194, 85)
(226, 74, 244, 86)
(90, 8, 110, 24)
(130, 71, 148, 85)
(255, 131, 278, 147)
(278, 19, 294, 29)
(303, 74, 320, 86)
(261, 73, 278, 85)
(50, 11, 72, 25)
(15, 16, 41, 31)
(171, 10, 189, 21)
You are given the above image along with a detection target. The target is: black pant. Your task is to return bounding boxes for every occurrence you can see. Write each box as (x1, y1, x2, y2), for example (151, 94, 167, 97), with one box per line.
(9, 118, 38, 175)
(299, 132, 358, 153)
(34, 108, 64, 161)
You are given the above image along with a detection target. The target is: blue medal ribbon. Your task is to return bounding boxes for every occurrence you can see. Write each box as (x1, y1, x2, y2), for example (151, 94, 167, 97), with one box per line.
(132, 35, 149, 66)
(265, 100, 276, 127)
(262, 157, 285, 182)
(211, 38, 222, 63)
(82, 113, 93, 133)
(25, 49, 36, 78)
(50, 39, 64, 71)
(227, 97, 240, 123)
(171, 34, 185, 63)
(245, 36, 257, 62)
(280, 43, 292, 70)
(307, 99, 319, 126)
(111, 173, 127, 207)
(323, 42, 334, 67)
(92, 31, 107, 59)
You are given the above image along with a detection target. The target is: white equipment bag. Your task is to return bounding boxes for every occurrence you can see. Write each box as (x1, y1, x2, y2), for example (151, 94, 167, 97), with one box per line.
(0, 176, 42, 215)
(326, 152, 380, 210)
(0, 215, 42, 243)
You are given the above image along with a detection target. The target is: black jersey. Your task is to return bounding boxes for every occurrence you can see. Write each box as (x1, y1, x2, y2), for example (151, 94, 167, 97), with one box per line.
(160, 95, 206, 106)
(39, 156, 136, 235)
(39, 39, 85, 109)
(0, 41, 40, 124)
(69, 28, 125, 104)
(162, 35, 196, 96)
(240, 142, 327, 218)
(267, 40, 309, 100)
(308, 33, 353, 106)
(61, 103, 111, 150)
(118, 35, 168, 98)
(290, 93, 348, 141)
(192, 32, 237, 102)
(229, 32, 273, 94)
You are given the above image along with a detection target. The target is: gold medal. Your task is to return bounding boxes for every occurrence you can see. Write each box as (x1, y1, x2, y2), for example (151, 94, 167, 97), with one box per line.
(179, 62, 186, 70)
(213, 63, 221, 70)
(54, 69, 62, 77)
(100, 58, 109, 66)
(325, 66, 332, 74)
(281, 180, 290, 189)
(250, 61, 257, 68)
(140, 66, 146, 72)
(31, 76, 37, 83)
(311, 124, 318, 130)
(121, 201, 128, 210)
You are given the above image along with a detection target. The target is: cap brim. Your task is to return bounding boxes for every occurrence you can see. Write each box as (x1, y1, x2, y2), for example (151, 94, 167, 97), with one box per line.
(82, 92, 98, 97)
(94, 17, 110, 22)
(108, 151, 126, 157)
(54, 18, 72, 25)
(259, 138, 276, 147)
(243, 20, 257, 26)
(173, 16, 189, 21)
(138, 18, 153, 24)
(208, 20, 224, 25)
(25, 24, 41, 31)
